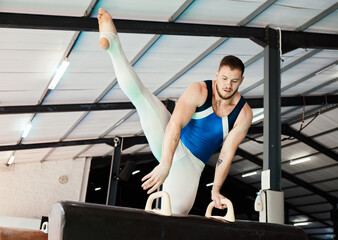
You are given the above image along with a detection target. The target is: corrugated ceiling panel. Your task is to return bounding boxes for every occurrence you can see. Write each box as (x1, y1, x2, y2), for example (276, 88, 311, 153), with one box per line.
(313, 131, 338, 149)
(45, 145, 89, 161)
(0, 28, 75, 106)
(108, 112, 142, 136)
(239, 141, 263, 155)
(229, 159, 261, 175)
(282, 178, 297, 188)
(11, 148, 52, 164)
(306, 9, 338, 34)
(283, 70, 338, 96)
(297, 202, 332, 213)
(313, 179, 338, 191)
(0, 0, 93, 16)
(22, 112, 85, 143)
(286, 194, 326, 206)
(291, 108, 338, 136)
(247, 0, 338, 30)
(78, 144, 113, 158)
(304, 228, 333, 235)
(66, 110, 131, 140)
(0, 151, 14, 165)
(44, 32, 157, 104)
(297, 165, 338, 182)
(96, 0, 188, 21)
(123, 143, 148, 155)
(282, 142, 318, 162)
(282, 154, 336, 174)
(0, 114, 32, 145)
(177, 0, 266, 25)
(281, 55, 337, 90)
(284, 186, 312, 198)
(159, 38, 264, 99)
(233, 173, 260, 184)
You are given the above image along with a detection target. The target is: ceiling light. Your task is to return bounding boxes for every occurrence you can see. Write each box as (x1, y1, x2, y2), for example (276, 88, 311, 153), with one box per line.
(290, 157, 311, 165)
(48, 59, 70, 90)
(206, 182, 213, 187)
(294, 222, 311, 226)
(22, 123, 32, 138)
(95, 187, 101, 191)
(7, 155, 15, 165)
(242, 171, 257, 178)
(132, 170, 140, 175)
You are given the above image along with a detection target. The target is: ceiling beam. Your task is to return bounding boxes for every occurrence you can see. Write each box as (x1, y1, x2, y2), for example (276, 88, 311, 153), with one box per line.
(282, 125, 338, 163)
(0, 12, 337, 51)
(1, 95, 337, 114)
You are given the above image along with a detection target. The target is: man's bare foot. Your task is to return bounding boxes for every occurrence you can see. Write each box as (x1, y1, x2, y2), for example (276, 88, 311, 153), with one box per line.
(98, 8, 118, 50)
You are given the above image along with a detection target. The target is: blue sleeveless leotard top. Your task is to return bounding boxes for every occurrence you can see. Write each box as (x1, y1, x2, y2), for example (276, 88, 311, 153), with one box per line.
(180, 80, 247, 164)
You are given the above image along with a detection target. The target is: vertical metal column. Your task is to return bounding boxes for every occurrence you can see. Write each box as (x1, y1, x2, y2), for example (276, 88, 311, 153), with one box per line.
(331, 204, 337, 240)
(263, 27, 282, 191)
(106, 137, 122, 206)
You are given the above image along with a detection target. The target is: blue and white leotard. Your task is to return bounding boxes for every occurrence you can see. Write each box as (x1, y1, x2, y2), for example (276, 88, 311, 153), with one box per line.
(181, 80, 247, 164)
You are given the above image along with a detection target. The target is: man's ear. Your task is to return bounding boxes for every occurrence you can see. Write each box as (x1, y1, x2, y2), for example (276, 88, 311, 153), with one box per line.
(216, 70, 219, 78)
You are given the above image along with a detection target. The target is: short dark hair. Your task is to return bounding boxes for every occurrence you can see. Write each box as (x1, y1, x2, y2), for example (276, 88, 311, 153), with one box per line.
(219, 55, 245, 76)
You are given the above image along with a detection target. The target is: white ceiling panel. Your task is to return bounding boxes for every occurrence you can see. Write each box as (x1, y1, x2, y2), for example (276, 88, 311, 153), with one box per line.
(177, 0, 266, 25)
(22, 112, 85, 143)
(0, 0, 93, 16)
(286, 194, 326, 206)
(247, 0, 338, 30)
(0, 114, 32, 145)
(159, 38, 264, 98)
(123, 143, 148, 155)
(78, 144, 113, 158)
(314, 179, 338, 192)
(239, 141, 263, 155)
(313, 132, 338, 149)
(233, 173, 260, 184)
(0, 28, 76, 105)
(230, 160, 261, 175)
(281, 59, 337, 90)
(291, 108, 338, 136)
(108, 111, 142, 137)
(283, 186, 312, 198)
(66, 110, 132, 139)
(45, 145, 89, 161)
(297, 165, 338, 182)
(282, 154, 336, 174)
(297, 202, 332, 213)
(0, 151, 14, 165)
(104, 35, 220, 100)
(44, 32, 157, 104)
(282, 142, 318, 161)
(96, 0, 188, 21)
(306, 10, 338, 34)
(11, 148, 52, 164)
(310, 78, 338, 95)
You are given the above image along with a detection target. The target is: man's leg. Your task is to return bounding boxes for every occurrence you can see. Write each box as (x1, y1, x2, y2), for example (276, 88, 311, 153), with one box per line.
(98, 8, 170, 161)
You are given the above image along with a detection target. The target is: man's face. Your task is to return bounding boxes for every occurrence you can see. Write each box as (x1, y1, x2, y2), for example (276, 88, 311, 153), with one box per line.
(215, 66, 244, 100)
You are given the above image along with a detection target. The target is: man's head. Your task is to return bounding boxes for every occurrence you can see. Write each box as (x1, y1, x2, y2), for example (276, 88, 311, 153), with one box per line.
(216, 55, 245, 100)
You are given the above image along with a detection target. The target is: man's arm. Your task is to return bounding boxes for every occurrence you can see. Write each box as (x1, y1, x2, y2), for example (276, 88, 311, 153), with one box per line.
(141, 82, 207, 194)
(211, 103, 253, 209)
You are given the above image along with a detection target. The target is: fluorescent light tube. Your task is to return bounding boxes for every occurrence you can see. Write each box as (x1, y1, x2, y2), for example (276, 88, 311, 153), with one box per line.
(132, 170, 140, 175)
(294, 222, 310, 226)
(8, 155, 15, 165)
(48, 60, 70, 90)
(22, 123, 32, 138)
(206, 182, 214, 187)
(290, 157, 311, 165)
(242, 171, 257, 178)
